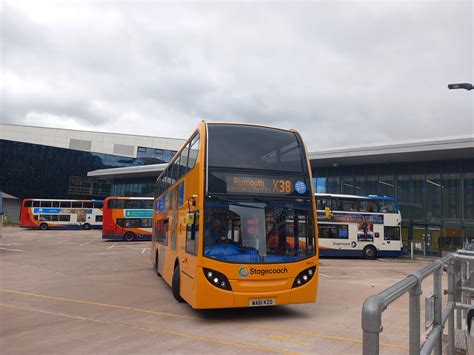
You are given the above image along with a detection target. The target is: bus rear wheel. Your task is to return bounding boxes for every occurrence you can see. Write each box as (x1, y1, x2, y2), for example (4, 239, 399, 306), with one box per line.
(172, 265, 185, 303)
(124, 232, 135, 242)
(39, 223, 48, 230)
(82, 223, 91, 230)
(363, 245, 377, 260)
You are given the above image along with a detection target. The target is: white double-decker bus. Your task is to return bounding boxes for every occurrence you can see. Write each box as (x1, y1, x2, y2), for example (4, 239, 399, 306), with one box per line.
(316, 193, 402, 259)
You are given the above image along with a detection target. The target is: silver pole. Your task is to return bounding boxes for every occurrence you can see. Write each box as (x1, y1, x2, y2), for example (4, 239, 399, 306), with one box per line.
(448, 261, 455, 355)
(411, 241, 414, 260)
(433, 268, 442, 355)
(409, 283, 422, 355)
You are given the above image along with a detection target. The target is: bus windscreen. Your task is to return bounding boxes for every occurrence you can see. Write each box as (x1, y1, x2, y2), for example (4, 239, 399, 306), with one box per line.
(207, 124, 306, 172)
(204, 198, 315, 263)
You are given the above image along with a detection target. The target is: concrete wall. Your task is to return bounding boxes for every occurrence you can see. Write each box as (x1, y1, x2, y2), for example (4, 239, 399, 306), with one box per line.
(2, 199, 21, 224)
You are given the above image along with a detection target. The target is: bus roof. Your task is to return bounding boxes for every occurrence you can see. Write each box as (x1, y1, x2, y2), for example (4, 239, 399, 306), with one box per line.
(103, 196, 154, 201)
(315, 193, 397, 202)
(22, 198, 103, 202)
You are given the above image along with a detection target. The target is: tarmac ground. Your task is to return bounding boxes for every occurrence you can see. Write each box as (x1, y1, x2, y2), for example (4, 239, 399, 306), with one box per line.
(0, 227, 441, 354)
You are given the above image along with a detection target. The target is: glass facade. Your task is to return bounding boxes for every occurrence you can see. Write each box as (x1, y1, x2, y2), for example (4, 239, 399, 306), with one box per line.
(0, 139, 173, 200)
(313, 158, 474, 255)
(111, 178, 157, 197)
(136, 146, 177, 163)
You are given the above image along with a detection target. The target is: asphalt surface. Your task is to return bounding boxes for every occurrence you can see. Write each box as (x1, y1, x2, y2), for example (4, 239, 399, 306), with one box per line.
(0, 227, 438, 354)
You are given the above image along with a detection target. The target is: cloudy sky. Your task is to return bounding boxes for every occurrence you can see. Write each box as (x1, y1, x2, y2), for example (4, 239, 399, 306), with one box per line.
(1, 0, 473, 150)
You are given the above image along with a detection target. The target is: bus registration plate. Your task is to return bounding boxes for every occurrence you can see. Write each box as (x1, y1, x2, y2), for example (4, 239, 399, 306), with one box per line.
(249, 299, 275, 307)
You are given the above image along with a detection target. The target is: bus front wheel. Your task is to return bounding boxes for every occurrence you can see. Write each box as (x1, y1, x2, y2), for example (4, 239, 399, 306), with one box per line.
(363, 245, 377, 260)
(39, 223, 48, 230)
(172, 265, 185, 303)
(83, 223, 91, 230)
(124, 232, 135, 242)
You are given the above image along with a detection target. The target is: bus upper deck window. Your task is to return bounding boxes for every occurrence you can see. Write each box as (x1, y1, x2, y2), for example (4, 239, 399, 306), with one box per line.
(60, 201, 71, 208)
(33, 201, 40, 207)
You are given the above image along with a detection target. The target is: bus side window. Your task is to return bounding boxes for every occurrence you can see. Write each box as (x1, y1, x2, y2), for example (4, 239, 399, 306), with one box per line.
(52, 201, 60, 208)
(116, 218, 124, 228)
(33, 201, 40, 207)
(60, 201, 71, 208)
(163, 219, 169, 245)
(143, 200, 153, 209)
(186, 212, 199, 255)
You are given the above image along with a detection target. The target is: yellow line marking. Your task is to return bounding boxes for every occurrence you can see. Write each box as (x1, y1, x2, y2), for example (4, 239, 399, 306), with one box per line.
(0, 289, 198, 321)
(0, 303, 289, 354)
(261, 334, 311, 347)
(0, 288, 406, 350)
(247, 325, 408, 350)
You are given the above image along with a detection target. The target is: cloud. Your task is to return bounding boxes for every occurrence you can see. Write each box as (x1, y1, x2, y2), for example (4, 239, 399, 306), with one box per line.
(1, 0, 473, 149)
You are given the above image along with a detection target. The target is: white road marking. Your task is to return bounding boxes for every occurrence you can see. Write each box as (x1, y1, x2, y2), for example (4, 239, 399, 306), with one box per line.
(57, 240, 67, 244)
(0, 243, 23, 246)
(319, 273, 331, 278)
(141, 248, 146, 254)
(80, 243, 89, 247)
(107, 245, 115, 250)
(0, 247, 24, 252)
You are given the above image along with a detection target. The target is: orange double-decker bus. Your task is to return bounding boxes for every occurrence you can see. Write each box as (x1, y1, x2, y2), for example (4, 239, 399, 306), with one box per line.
(151, 122, 318, 309)
(102, 197, 154, 241)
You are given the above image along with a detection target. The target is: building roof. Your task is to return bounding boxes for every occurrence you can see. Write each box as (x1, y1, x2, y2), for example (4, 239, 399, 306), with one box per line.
(0, 123, 186, 158)
(87, 163, 168, 179)
(309, 135, 474, 167)
(87, 135, 474, 179)
(1, 192, 19, 199)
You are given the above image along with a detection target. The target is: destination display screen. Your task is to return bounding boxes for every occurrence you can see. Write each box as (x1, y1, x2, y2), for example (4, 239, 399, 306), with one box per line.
(208, 172, 310, 197)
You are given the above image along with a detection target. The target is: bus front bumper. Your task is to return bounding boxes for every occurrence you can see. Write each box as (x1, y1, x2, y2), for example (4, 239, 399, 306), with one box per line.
(192, 266, 318, 309)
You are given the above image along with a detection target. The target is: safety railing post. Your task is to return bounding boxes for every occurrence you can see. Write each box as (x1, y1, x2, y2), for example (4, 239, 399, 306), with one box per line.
(433, 268, 443, 355)
(362, 295, 384, 355)
(447, 261, 455, 355)
(409, 283, 422, 355)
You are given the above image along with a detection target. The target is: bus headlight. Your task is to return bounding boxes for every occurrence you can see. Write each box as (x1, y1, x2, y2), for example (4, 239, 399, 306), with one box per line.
(203, 268, 232, 291)
(292, 266, 316, 288)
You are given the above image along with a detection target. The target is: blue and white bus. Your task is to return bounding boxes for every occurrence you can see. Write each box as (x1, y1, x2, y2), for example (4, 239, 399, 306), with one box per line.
(316, 193, 402, 259)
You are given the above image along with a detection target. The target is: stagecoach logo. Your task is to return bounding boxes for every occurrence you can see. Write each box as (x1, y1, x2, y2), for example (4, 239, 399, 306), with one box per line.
(351, 241, 357, 248)
(238, 266, 289, 277)
(238, 266, 250, 277)
(294, 181, 307, 195)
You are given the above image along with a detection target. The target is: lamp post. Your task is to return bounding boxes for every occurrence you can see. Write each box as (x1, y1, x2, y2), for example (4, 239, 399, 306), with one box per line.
(448, 83, 473, 91)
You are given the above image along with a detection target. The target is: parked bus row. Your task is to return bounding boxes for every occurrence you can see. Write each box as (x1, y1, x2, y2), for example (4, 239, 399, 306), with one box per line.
(20, 197, 155, 242)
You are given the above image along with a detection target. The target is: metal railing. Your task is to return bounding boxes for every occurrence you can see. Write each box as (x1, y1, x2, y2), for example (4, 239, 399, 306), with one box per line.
(362, 251, 474, 355)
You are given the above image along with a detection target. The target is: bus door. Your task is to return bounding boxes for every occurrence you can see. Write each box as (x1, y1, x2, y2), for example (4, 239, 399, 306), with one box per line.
(183, 211, 199, 284)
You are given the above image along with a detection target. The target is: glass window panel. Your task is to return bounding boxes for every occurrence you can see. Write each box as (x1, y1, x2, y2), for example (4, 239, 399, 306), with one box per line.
(341, 167, 354, 195)
(426, 168, 441, 222)
(442, 170, 461, 222)
(395, 164, 412, 221)
(327, 167, 340, 194)
(60, 201, 71, 208)
(354, 167, 366, 195)
(366, 166, 378, 195)
(412, 165, 425, 221)
(379, 166, 394, 198)
(41, 201, 52, 207)
(188, 134, 200, 169)
(463, 160, 474, 223)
